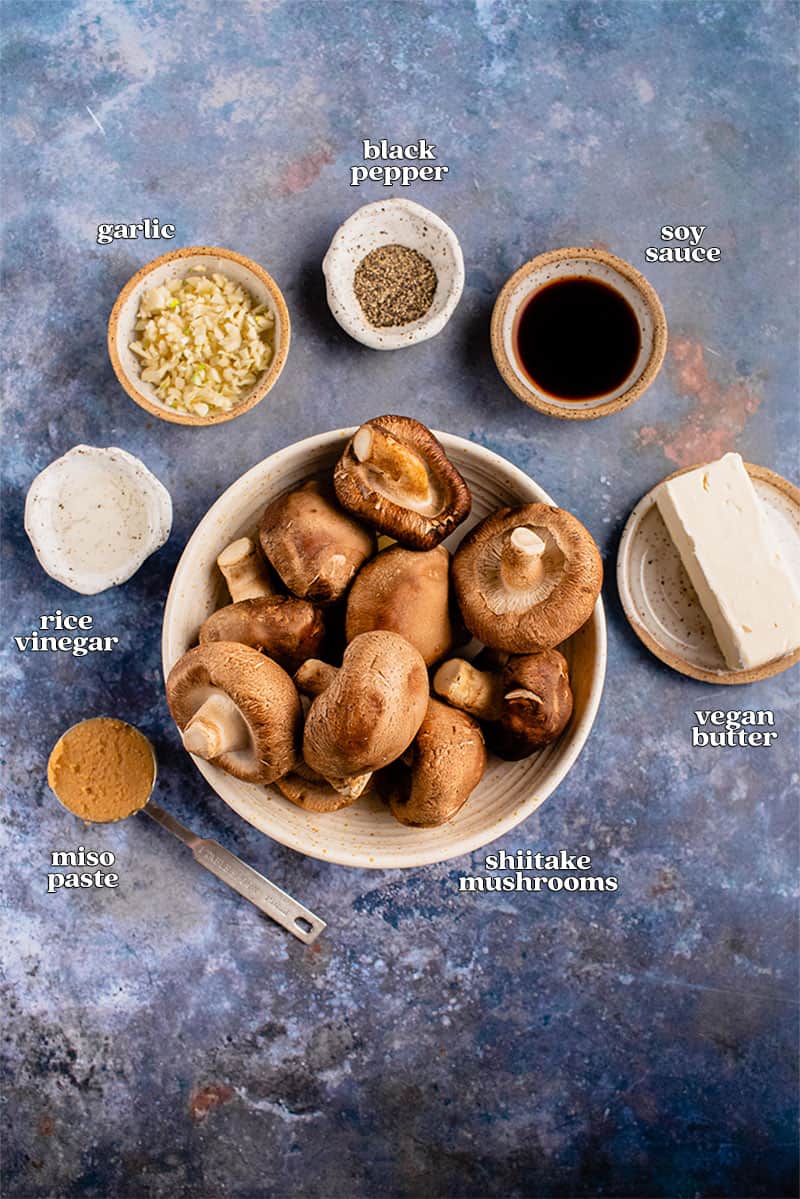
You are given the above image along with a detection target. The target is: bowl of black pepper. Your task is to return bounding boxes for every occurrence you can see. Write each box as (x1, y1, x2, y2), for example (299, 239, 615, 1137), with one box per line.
(322, 198, 464, 350)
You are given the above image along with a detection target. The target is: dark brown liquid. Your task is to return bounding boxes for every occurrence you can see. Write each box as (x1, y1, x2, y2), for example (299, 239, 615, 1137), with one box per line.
(513, 277, 641, 401)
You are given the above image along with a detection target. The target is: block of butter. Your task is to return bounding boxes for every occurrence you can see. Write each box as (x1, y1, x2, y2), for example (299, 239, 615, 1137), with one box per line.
(655, 452, 800, 671)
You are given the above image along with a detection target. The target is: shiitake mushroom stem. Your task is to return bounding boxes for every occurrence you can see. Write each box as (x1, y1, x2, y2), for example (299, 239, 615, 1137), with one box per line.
(500, 527, 547, 590)
(294, 659, 338, 697)
(182, 692, 251, 759)
(432, 658, 502, 720)
(217, 537, 274, 602)
(325, 770, 373, 798)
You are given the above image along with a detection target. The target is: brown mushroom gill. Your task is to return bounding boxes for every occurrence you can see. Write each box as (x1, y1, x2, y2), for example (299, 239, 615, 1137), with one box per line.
(478, 524, 566, 614)
(166, 641, 301, 784)
(334, 415, 471, 550)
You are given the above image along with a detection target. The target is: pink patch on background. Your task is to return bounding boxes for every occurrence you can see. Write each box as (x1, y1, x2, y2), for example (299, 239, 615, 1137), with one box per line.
(637, 337, 763, 466)
(279, 146, 333, 196)
(189, 1082, 234, 1122)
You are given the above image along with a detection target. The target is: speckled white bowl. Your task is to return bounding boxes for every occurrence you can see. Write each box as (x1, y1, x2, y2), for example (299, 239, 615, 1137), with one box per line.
(162, 429, 606, 870)
(322, 199, 464, 350)
(25, 445, 172, 595)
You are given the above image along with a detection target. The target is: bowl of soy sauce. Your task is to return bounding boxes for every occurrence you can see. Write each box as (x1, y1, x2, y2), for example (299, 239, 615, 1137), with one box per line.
(490, 248, 667, 420)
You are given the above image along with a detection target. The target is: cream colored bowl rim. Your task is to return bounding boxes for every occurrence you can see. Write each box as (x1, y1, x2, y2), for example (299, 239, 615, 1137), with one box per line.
(161, 428, 608, 867)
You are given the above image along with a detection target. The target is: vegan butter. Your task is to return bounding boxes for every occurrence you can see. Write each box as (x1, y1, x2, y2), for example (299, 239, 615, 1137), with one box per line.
(656, 453, 800, 671)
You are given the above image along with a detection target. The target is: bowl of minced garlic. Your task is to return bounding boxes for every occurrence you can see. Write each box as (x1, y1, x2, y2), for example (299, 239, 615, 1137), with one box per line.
(108, 246, 291, 427)
(323, 198, 464, 350)
(48, 718, 156, 822)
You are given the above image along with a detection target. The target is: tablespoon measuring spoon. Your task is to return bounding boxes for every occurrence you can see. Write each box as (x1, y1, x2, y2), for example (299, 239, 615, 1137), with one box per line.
(47, 718, 326, 945)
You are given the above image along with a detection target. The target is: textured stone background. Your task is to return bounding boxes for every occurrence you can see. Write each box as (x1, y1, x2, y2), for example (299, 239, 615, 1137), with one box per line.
(1, 2, 798, 1196)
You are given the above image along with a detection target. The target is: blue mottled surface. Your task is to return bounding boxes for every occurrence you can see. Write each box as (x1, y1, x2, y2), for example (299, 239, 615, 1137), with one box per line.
(1, 2, 798, 1196)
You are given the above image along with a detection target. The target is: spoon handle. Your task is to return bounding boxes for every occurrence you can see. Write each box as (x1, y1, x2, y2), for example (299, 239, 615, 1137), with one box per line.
(193, 839, 327, 944)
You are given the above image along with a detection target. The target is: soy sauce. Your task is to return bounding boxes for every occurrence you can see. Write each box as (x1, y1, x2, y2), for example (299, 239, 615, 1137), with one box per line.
(514, 277, 641, 400)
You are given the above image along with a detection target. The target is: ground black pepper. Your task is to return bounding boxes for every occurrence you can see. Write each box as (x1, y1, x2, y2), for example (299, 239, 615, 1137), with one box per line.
(353, 244, 438, 327)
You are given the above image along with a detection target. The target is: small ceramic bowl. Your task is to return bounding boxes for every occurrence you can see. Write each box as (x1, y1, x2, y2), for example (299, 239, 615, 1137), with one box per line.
(491, 247, 667, 420)
(322, 199, 464, 350)
(25, 445, 172, 595)
(162, 429, 607, 870)
(108, 246, 290, 427)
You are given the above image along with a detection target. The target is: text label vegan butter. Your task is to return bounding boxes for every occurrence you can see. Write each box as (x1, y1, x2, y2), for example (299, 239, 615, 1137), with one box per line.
(692, 709, 778, 747)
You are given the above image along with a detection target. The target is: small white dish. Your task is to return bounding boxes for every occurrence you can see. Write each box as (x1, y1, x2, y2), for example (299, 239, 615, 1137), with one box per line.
(25, 445, 172, 595)
(322, 199, 464, 350)
(162, 429, 607, 870)
(617, 462, 800, 684)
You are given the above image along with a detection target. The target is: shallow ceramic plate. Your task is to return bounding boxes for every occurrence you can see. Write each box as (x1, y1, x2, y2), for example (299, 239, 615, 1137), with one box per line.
(617, 463, 800, 684)
(162, 430, 607, 869)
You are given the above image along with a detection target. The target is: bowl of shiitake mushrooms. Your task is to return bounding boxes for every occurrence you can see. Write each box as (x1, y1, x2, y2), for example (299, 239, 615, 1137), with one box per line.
(162, 416, 607, 868)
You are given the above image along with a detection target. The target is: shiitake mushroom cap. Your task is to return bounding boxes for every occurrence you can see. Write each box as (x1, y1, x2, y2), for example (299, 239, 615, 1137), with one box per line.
(452, 503, 602, 652)
(199, 595, 325, 674)
(333, 415, 471, 550)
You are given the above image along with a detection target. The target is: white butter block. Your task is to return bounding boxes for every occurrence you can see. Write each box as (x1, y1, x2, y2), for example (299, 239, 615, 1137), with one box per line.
(655, 453, 800, 671)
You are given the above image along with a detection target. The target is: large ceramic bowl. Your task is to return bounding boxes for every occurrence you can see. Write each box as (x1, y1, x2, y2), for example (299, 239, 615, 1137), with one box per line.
(162, 429, 607, 868)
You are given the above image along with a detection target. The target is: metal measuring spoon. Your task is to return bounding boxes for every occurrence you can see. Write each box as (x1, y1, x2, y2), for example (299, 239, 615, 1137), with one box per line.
(47, 718, 326, 945)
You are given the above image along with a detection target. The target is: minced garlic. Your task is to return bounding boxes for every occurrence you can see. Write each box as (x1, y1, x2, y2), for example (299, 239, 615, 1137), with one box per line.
(129, 268, 274, 417)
